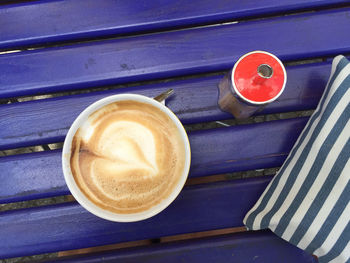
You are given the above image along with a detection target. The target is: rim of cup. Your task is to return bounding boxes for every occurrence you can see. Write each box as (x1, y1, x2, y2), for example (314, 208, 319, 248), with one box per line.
(62, 94, 191, 222)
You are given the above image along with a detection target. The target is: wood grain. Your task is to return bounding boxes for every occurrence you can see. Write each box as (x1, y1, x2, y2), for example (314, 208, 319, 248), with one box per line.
(0, 118, 307, 203)
(0, 8, 349, 98)
(0, 177, 271, 258)
(1, 0, 347, 49)
(0, 60, 329, 150)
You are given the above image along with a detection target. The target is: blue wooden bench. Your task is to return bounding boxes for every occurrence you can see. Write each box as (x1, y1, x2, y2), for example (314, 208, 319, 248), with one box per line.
(1, 0, 349, 261)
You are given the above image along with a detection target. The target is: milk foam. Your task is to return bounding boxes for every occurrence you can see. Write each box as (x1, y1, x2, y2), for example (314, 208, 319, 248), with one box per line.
(70, 100, 186, 214)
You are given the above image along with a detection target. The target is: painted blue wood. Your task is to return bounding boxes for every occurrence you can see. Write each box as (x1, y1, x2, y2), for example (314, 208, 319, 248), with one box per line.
(0, 0, 347, 49)
(0, 150, 66, 203)
(0, 118, 307, 203)
(0, 61, 328, 150)
(0, 177, 271, 259)
(51, 231, 316, 263)
(0, 8, 349, 98)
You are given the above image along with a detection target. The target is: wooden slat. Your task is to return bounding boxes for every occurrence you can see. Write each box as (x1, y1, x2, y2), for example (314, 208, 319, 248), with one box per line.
(0, 61, 328, 150)
(0, 177, 271, 259)
(0, 118, 307, 203)
(52, 231, 317, 263)
(0, 150, 66, 202)
(0, 8, 349, 98)
(0, 0, 347, 49)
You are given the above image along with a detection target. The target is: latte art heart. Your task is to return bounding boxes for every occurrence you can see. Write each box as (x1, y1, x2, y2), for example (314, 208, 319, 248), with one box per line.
(93, 121, 159, 176)
(70, 100, 186, 214)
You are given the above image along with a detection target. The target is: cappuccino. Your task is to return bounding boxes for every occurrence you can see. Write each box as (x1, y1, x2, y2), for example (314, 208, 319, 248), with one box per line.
(70, 100, 186, 214)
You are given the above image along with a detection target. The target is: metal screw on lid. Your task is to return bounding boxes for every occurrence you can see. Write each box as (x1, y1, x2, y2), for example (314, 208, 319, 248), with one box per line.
(257, 64, 273, 79)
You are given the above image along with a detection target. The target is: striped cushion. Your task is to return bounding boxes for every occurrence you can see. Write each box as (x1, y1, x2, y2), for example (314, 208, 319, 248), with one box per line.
(244, 55, 350, 263)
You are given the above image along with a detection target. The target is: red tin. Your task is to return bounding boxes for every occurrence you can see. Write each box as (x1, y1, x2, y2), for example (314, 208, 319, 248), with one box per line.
(218, 51, 287, 119)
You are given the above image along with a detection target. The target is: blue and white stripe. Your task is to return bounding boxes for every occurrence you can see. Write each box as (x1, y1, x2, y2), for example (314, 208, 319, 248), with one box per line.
(244, 55, 350, 263)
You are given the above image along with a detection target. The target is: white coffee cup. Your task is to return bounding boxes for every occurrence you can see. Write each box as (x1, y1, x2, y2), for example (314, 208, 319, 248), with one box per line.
(62, 94, 191, 222)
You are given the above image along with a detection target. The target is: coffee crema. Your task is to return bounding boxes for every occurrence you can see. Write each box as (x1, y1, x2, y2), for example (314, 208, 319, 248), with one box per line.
(70, 100, 186, 214)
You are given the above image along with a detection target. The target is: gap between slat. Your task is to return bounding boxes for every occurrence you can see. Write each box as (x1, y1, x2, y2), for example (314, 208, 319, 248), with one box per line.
(57, 226, 247, 258)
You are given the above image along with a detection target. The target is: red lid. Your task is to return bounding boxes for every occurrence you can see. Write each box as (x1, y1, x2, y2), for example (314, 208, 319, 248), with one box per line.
(231, 51, 286, 104)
